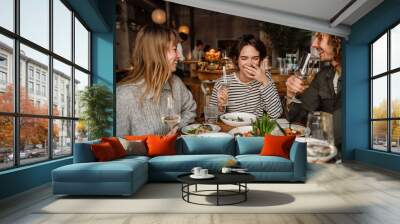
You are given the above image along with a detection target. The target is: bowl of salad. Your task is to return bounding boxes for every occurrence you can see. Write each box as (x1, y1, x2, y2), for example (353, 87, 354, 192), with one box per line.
(220, 112, 256, 127)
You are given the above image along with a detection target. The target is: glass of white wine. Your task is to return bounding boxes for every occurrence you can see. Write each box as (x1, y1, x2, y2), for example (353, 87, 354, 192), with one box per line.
(161, 93, 181, 132)
(287, 52, 312, 104)
(217, 66, 230, 113)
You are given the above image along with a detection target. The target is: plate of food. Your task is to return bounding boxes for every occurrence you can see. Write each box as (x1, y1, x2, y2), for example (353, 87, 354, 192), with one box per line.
(228, 125, 285, 137)
(181, 123, 221, 135)
(220, 112, 256, 127)
(228, 126, 253, 137)
(278, 124, 306, 136)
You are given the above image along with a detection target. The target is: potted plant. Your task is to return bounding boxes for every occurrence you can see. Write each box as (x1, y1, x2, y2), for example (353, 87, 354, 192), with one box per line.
(79, 84, 113, 140)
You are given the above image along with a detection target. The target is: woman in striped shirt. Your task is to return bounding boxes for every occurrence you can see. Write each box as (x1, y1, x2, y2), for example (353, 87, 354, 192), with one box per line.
(210, 34, 282, 118)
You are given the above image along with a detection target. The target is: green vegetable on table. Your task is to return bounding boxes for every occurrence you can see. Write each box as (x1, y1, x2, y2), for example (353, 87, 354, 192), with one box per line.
(251, 114, 276, 136)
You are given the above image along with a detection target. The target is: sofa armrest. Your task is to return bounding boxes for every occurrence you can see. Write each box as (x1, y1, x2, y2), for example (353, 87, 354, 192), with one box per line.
(73, 140, 100, 163)
(289, 141, 307, 181)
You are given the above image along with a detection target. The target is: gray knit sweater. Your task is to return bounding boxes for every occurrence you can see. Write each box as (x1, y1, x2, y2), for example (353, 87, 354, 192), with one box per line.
(116, 75, 197, 136)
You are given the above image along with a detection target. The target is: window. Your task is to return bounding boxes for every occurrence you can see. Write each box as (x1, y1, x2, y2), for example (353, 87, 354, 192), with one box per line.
(0, 0, 91, 170)
(28, 81, 34, 94)
(0, 34, 13, 113)
(53, 0, 72, 60)
(74, 69, 89, 118)
(0, 0, 14, 32)
(20, 0, 49, 49)
(0, 71, 6, 85)
(371, 23, 400, 154)
(35, 70, 41, 81)
(36, 83, 40, 95)
(53, 59, 72, 117)
(0, 54, 7, 87)
(0, 54, 7, 67)
(41, 73, 46, 83)
(42, 85, 46, 97)
(28, 67, 34, 80)
(75, 17, 90, 70)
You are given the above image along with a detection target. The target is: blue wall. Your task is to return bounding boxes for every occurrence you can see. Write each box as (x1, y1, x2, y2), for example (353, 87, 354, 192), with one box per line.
(344, 0, 400, 171)
(0, 0, 116, 200)
(92, 0, 116, 136)
(0, 158, 72, 199)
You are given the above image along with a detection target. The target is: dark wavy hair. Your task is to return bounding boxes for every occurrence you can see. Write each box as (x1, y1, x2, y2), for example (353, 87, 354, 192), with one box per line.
(234, 34, 267, 66)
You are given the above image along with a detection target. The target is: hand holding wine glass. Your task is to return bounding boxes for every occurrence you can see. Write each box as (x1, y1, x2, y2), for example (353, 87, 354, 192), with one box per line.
(286, 53, 312, 104)
(161, 93, 181, 132)
(217, 66, 230, 113)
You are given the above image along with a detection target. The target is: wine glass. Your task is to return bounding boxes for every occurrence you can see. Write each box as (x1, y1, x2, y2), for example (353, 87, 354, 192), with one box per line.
(287, 52, 312, 104)
(161, 93, 181, 131)
(217, 66, 230, 113)
(306, 111, 337, 163)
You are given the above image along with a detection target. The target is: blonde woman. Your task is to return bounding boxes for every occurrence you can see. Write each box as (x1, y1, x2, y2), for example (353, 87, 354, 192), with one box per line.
(117, 25, 196, 136)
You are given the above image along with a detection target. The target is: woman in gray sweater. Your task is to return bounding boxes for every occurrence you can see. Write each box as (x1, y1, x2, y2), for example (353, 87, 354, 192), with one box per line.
(117, 25, 196, 136)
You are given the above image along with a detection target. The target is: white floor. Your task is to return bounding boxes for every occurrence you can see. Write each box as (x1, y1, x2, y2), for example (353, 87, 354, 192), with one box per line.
(1, 162, 400, 224)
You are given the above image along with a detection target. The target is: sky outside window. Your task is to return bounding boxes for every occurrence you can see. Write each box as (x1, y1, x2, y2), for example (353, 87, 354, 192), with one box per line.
(20, 0, 49, 49)
(1, 0, 89, 68)
(74, 18, 89, 70)
(53, 0, 72, 60)
(0, 0, 14, 32)
(391, 24, 400, 70)
(372, 33, 387, 77)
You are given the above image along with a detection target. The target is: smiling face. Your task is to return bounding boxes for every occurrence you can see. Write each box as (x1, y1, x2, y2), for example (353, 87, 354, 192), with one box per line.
(166, 41, 179, 72)
(238, 45, 260, 71)
(312, 33, 335, 62)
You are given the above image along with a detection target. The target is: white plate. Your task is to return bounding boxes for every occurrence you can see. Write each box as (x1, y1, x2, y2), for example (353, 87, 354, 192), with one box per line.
(228, 125, 284, 136)
(276, 118, 289, 125)
(197, 132, 232, 137)
(220, 112, 256, 127)
(181, 123, 221, 135)
(190, 174, 215, 179)
(228, 126, 253, 136)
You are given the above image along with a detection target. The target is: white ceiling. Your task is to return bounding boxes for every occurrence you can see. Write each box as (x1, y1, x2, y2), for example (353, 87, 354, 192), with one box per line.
(166, 0, 384, 38)
(226, 0, 352, 23)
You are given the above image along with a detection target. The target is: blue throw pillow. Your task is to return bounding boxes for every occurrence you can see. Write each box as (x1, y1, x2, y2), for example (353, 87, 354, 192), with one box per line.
(236, 137, 264, 155)
(178, 136, 235, 155)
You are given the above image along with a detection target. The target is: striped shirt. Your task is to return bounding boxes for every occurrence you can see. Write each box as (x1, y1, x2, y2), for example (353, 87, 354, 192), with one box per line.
(210, 72, 282, 118)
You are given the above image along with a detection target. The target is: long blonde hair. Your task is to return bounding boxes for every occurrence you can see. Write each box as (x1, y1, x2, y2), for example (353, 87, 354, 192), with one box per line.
(120, 25, 178, 103)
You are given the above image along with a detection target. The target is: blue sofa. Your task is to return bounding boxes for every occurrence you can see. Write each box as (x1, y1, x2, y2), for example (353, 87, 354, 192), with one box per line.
(52, 136, 307, 196)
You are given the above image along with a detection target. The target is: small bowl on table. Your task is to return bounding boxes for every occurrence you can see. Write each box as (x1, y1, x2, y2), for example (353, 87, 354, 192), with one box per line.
(220, 112, 256, 127)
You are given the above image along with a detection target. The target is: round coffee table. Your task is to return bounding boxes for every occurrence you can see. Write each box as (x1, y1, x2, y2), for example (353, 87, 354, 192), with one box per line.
(177, 173, 255, 206)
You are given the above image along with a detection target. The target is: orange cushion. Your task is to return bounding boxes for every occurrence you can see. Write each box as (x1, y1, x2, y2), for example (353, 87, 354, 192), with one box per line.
(260, 135, 296, 159)
(91, 142, 117, 161)
(101, 137, 127, 158)
(146, 134, 178, 157)
(124, 135, 149, 141)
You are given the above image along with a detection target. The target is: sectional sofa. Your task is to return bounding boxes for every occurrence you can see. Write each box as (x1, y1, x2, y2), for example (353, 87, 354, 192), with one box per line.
(52, 136, 307, 196)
